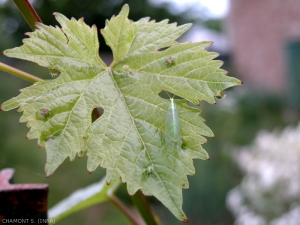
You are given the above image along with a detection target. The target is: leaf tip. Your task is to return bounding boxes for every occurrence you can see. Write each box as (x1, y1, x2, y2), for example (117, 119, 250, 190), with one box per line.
(106, 181, 110, 185)
(46, 174, 51, 178)
(187, 23, 193, 28)
(182, 217, 189, 223)
(38, 144, 43, 148)
(34, 21, 42, 27)
(120, 3, 130, 16)
(0, 106, 2, 111)
(220, 60, 224, 67)
(25, 135, 29, 139)
(78, 151, 84, 158)
(88, 170, 93, 174)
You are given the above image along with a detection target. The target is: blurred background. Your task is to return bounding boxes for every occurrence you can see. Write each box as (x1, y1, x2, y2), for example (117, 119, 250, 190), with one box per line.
(1, 0, 300, 224)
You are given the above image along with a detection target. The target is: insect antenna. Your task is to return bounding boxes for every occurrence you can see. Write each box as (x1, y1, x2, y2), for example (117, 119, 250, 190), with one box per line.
(164, 90, 176, 100)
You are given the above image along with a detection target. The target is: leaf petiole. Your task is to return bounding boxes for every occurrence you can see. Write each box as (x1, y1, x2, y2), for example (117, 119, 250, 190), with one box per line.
(107, 182, 142, 225)
(131, 190, 160, 225)
(12, 0, 42, 30)
(0, 62, 42, 83)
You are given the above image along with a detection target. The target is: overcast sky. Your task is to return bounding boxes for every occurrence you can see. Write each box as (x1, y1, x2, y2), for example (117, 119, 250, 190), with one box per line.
(150, 0, 229, 18)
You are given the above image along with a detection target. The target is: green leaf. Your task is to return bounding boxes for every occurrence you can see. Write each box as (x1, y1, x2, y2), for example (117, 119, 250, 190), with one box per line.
(1, 4, 241, 221)
(48, 177, 116, 221)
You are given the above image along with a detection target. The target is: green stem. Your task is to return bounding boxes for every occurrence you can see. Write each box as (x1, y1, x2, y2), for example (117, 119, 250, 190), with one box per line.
(107, 182, 141, 225)
(131, 190, 159, 225)
(13, 0, 42, 31)
(0, 62, 42, 83)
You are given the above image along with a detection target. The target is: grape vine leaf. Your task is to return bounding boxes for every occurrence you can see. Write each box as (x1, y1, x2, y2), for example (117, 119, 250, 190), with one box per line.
(1, 4, 241, 221)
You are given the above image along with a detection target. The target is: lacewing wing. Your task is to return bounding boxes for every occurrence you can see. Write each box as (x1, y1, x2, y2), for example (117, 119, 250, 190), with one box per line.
(165, 98, 181, 152)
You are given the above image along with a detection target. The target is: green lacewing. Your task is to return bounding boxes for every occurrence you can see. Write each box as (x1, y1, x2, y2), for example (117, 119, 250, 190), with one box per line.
(165, 92, 181, 152)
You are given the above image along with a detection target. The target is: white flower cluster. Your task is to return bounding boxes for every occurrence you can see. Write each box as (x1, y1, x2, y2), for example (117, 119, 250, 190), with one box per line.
(226, 123, 300, 225)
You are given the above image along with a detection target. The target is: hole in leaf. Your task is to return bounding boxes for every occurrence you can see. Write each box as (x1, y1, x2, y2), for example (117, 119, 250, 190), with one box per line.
(159, 91, 201, 110)
(157, 46, 170, 52)
(49, 68, 61, 78)
(92, 107, 104, 122)
(158, 90, 182, 100)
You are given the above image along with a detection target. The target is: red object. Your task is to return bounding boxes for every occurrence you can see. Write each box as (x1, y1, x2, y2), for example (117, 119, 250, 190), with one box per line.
(0, 168, 48, 220)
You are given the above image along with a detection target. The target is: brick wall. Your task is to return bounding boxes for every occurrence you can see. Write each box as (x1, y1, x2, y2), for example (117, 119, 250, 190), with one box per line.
(227, 0, 300, 92)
